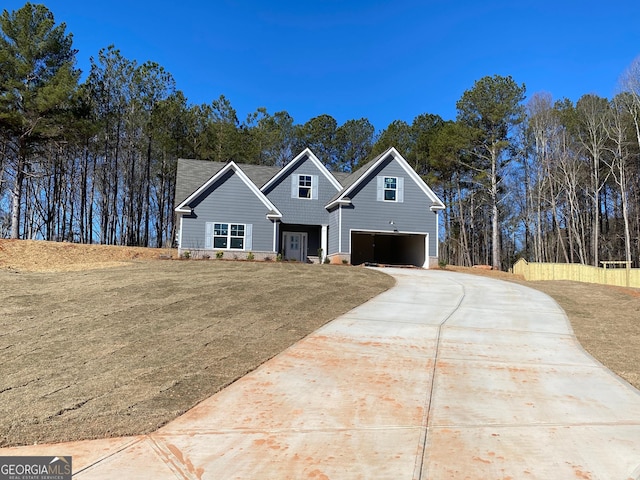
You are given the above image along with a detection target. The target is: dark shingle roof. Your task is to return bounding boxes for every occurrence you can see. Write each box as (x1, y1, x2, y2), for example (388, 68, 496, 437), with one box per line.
(331, 171, 351, 184)
(174, 157, 362, 208)
(175, 147, 445, 213)
(325, 151, 386, 205)
(174, 159, 281, 206)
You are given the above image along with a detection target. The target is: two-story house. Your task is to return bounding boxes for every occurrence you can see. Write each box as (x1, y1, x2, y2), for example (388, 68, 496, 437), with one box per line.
(174, 147, 444, 267)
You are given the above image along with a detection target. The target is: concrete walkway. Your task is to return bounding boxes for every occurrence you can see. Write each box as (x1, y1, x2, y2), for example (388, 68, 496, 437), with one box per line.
(2, 268, 640, 479)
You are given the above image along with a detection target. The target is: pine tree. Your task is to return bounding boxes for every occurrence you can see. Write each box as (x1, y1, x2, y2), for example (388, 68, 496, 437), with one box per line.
(0, 3, 79, 238)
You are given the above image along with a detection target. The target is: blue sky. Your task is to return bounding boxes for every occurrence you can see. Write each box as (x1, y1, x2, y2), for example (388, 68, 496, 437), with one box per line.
(4, 1, 640, 132)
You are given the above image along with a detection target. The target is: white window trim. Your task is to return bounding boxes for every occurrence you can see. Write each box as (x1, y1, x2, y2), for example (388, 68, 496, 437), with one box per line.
(291, 174, 318, 200)
(212, 222, 247, 250)
(375, 175, 404, 203)
(383, 176, 398, 202)
(298, 174, 313, 199)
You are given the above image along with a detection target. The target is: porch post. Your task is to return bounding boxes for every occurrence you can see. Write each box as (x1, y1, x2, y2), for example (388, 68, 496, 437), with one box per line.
(272, 220, 279, 252)
(321, 224, 328, 262)
(338, 205, 342, 253)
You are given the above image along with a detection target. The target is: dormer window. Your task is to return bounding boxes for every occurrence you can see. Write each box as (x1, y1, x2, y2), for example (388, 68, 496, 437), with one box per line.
(299, 175, 312, 198)
(377, 175, 404, 203)
(291, 174, 318, 200)
(384, 177, 397, 201)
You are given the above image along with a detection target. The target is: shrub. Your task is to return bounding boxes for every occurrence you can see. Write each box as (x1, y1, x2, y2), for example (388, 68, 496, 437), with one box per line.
(215, 251, 224, 259)
(182, 250, 191, 259)
(246, 251, 255, 261)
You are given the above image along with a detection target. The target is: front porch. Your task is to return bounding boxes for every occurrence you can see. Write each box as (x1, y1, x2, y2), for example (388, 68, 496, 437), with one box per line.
(279, 223, 328, 263)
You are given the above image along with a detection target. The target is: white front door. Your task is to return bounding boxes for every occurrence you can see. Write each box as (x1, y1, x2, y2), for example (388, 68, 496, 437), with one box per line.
(283, 232, 307, 262)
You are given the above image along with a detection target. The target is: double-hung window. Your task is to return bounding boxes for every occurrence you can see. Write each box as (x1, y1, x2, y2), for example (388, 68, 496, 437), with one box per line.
(298, 174, 312, 199)
(377, 175, 404, 203)
(383, 177, 397, 201)
(213, 223, 245, 249)
(291, 174, 318, 200)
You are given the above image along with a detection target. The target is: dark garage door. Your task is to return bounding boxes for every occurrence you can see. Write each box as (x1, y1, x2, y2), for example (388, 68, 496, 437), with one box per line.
(351, 232, 426, 267)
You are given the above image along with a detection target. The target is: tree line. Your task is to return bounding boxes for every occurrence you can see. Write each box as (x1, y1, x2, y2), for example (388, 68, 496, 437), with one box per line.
(2, 3, 640, 269)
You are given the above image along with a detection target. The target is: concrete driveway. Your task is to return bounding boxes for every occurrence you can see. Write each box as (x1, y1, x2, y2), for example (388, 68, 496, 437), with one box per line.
(2, 268, 640, 479)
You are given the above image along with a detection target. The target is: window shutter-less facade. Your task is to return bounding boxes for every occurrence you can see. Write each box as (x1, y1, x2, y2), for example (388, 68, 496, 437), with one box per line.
(245, 224, 253, 250)
(377, 176, 384, 201)
(205, 222, 213, 249)
(397, 177, 404, 203)
(311, 175, 319, 200)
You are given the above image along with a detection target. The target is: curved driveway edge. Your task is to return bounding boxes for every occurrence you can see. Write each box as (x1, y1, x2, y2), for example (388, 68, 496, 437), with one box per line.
(2, 268, 640, 479)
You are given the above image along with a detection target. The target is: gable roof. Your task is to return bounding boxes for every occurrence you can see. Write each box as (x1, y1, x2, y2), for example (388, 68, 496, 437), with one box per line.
(175, 159, 281, 207)
(174, 148, 444, 216)
(325, 147, 446, 210)
(331, 170, 352, 185)
(260, 148, 343, 193)
(174, 161, 282, 218)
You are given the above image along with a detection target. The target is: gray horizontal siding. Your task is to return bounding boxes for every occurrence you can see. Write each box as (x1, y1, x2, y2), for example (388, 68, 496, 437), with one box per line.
(328, 208, 340, 254)
(340, 157, 439, 257)
(263, 154, 338, 226)
(180, 170, 274, 251)
(175, 159, 281, 207)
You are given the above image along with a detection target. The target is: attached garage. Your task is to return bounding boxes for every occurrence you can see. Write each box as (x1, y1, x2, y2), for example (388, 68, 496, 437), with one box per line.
(351, 231, 427, 267)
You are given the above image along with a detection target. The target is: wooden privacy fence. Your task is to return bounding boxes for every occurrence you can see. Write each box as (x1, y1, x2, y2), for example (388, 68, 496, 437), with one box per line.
(513, 259, 640, 289)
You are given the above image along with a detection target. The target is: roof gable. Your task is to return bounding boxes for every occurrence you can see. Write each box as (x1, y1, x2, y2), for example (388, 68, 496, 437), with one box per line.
(260, 148, 342, 193)
(174, 159, 281, 207)
(325, 147, 445, 210)
(174, 161, 282, 218)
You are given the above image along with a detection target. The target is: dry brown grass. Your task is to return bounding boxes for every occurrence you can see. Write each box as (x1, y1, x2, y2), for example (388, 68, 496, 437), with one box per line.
(1, 240, 638, 448)
(447, 266, 640, 390)
(0, 240, 393, 447)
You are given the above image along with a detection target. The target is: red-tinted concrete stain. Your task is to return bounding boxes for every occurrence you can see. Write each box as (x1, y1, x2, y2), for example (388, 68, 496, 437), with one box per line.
(307, 469, 330, 479)
(253, 436, 288, 452)
(570, 464, 593, 479)
(472, 455, 491, 464)
(381, 395, 404, 409)
(166, 443, 204, 479)
(256, 381, 274, 387)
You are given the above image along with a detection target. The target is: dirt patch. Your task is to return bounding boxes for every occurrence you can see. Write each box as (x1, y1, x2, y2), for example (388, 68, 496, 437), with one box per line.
(0, 240, 393, 447)
(447, 266, 640, 390)
(0, 239, 177, 272)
